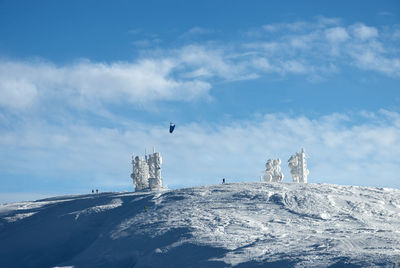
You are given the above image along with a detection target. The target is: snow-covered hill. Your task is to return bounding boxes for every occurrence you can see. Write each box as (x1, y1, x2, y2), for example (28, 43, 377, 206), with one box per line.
(1, 182, 400, 267)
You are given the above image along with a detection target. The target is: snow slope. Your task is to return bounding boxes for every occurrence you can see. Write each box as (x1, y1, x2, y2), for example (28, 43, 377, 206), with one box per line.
(1, 182, 400, 267)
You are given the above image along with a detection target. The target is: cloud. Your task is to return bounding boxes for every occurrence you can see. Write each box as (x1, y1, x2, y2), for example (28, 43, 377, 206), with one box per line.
(1, 17, 400, 114)
(185, 27, 214, 35)
(351, 23, 379, 40)
(280, 60, 309, 74)
(0, 58, 212, 110)
(132, 39, 161, 47)
(377, 11, 394, 17)
(1, 110, 399, 192)
(0, 78, 38, 109)
(178, 45, 257, 81)
(246, 19, 400, 78)
(262, 17, 341, 33)
(262, 21, 313, 33)
(0, 45, 259, 111)
(251, 58, 279, 72)
(178, 27, 215, 41)
(347, 41, 400, 76)
(392, 29, 400, 40)
(325, 27, 349, 43)
(128, 28, 143, 35)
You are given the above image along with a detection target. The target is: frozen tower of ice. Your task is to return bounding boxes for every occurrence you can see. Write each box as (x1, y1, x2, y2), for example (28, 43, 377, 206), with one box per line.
(131, 155, 149, 191)
(288, 148, 309, 183)
(263, 158, 284, 182)
(131, 151, 163, 191)
(147, 152, 163, 190)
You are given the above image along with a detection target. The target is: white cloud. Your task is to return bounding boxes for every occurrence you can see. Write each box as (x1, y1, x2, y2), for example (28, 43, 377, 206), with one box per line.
(251, 58, 279, 72)
(315, 16, 342, 27)
(280, 60, 309, 74)
(393, 29, 400, 40)
(325, 27, 349, 43)
(247, 20, 400, 78)
(0, 58, 212, 110)
(177, 45, 257, 81)
(262, 17, 341, 34)
(289, 32, 318, 49)
(243, 42, 279, 53)
(1, 18, 399, 113)
(178, 27, 215, 41)
(0, 78, 37, 109)
(132, 39, 161, 47)
(377, 11, 394, 17)
(262, 21, 311, 33)
(347, 43, 400, 76)
(351, 23, 379, 40)
(128, 28, 143, 35)
(186, 27, 214, 35)
(0, 44, 266, 111)
(70, 59, 210, 103)
(2, 111, 399, 190)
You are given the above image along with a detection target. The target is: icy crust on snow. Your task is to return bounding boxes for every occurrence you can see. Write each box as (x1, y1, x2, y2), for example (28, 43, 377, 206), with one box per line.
(0, 183, 400, 267)
(69, 198, 123, 220)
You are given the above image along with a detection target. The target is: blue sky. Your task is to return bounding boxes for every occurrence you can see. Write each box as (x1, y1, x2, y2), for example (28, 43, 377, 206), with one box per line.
(1, 0, 400, 203)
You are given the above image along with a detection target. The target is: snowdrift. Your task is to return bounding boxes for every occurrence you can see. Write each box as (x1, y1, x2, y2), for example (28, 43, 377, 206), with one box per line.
(1, 182, 400, 267)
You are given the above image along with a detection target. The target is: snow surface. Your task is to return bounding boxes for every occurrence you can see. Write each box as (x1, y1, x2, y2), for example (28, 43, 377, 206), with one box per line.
(1, 182, 400, 267)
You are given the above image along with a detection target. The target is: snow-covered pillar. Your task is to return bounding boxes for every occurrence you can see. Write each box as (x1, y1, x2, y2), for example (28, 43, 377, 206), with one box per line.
(298, 148, 309, 183)
(263, 158, 283, 182)
(288, 148, 309, 183)
(131, 155, 150, 191)
(130, 153, 136, 188)
(131, 151, 163, 191)
(148, 152, 162, 190)
(263, 159, 274, 182)
(154, 152, 162, 185)
(273, 159, 284, 182)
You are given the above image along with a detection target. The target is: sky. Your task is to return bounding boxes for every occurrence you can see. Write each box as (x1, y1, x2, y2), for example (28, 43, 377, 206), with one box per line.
(0, 0, 400, 203)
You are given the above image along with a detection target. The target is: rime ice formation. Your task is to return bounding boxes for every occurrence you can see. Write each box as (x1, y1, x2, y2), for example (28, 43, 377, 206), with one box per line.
(147, 152, 162, 190)
(131, 151, 163, 191)
(263, 158, 284, 182)
(288, 148, 309, 183)
(131, 156, 149, 191)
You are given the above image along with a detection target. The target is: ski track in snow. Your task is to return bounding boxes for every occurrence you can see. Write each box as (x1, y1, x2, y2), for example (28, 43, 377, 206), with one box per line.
(0, 182, 400, 267)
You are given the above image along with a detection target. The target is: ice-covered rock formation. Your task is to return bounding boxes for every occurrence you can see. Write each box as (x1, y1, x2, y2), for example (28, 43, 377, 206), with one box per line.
(288, 148, 309, 183)
(263, 158, 284, 182)
(131, 151, 163, 191)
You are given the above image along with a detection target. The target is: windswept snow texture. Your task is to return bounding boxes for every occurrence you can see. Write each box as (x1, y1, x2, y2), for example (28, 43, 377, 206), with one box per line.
(1, 183, 400, 267)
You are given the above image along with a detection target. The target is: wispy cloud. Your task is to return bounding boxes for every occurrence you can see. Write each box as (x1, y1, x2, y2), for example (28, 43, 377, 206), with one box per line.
(325, 27, 349, 43)
(1, 17, 399, 112)
(377, 11, 394, 17)
(1, 110, 399, 190)
(132, 38, 162, 47)
(184, 27, 214, 36)
(0, 44, 259, 111)
(350, 23, 379, 40)
(262, 17, 341, 33)
(245, 19, 400, 78)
